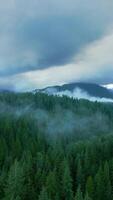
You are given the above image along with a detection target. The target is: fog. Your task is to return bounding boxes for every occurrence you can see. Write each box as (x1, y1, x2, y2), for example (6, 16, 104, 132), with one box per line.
(47, 87, 113, 103)
(0, 100, 110, 140)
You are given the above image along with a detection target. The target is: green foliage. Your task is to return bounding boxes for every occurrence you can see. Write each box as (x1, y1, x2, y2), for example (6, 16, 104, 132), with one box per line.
(84, 192, 92, 200)
(75, 186, 83, 200)
(0, 92, 112, 199)
(38, 187, 50, 200)
(46, 171, 58, 199)
(62, 161, 73, 200)
(4, 160, 25, 200)
(95, 166, 104, 200)
(86, 176, 94, 199)
(103, 161, 112, 200)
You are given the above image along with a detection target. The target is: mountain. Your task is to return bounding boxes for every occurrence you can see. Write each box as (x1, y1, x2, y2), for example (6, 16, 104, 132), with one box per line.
(0, 89, 14, 94)
(34, 82, 113, 101)
(0, 89, 12, 93)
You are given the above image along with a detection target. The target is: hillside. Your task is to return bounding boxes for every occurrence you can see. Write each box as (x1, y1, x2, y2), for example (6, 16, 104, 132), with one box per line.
(0, 92, 113, 199)
(35, 82, 113, 100)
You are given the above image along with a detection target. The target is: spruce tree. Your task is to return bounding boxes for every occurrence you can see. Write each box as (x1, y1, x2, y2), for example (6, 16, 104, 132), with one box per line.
(46, 171, 58, 199)
(62, 161, 73, 200)
(95, 165, 104, 200)
(103, 161, 112, 200)
(84, 192, 92, 200)
(39, 187, 50, 200)
(86, 176, 94, 199)
(4, 160, 25, 200)
(109, 159, 113, 198)
(76, 157, 84, 191)
(75, 186, 83, 200)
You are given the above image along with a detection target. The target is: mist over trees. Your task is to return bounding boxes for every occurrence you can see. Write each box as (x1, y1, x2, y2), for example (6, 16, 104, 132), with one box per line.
(0, 92, 113, 199)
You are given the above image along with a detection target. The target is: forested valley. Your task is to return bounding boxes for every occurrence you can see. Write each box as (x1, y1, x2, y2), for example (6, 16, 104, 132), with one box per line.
(0, 92, 113, 199)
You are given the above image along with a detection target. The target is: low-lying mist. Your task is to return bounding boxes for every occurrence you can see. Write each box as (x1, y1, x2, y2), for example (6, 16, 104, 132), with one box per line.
(53, 88, 113, 102)
(44, 87, 113, 102)
(0, 92, 112, 141)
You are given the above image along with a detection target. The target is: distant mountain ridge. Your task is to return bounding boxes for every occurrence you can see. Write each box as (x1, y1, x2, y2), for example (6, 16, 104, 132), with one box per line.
(35, 82, 113, 100)
(0, 89, 13, 93)
(0, 82, 113, 102)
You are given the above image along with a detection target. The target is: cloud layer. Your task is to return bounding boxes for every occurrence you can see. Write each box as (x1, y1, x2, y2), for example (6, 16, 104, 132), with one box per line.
(54, 88, 113, 103)
(0, 0, 113, 90)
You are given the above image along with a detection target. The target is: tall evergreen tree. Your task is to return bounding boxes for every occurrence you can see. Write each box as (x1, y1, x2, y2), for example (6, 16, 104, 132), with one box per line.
(4, 160, 25, 200)
(62, 161, 73, 200)
(109, 159, 113, 198)
(84, 192, 92, 200)
(39, 187, 50, 200)
(75, 186, 83, 200)
(103, 161, 112, 200)
(95, 165, 104, 200)
(76, 157, 84, 192)
(86, 176, 94, 199)
(46, 171, 58, 199)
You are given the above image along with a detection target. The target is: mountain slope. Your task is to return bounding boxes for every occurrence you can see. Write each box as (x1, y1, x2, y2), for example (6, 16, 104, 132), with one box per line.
(35, 82, 113, 100)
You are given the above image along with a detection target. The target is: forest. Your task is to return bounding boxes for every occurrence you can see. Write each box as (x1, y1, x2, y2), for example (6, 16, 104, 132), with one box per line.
(0, 92, 113, 199)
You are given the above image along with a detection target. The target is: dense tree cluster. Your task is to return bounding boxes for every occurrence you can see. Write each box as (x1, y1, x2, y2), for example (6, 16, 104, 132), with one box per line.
(0, 92, 113, 199)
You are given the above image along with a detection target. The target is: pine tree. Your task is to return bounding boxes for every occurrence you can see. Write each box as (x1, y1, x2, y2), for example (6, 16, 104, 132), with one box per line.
(62, 161, 73, 200)
(86, 176, 94, 199)
(84, 192, 92, 200)
(103, 161, 112, 200)
(39, 187, 50, 200)
(109, 159, 113, 198)
(75, 186, 83, 200)
(76, 157, 84, 191)
(0, 169, 7, 199)
(46, 171, 58, 199)
(95, 165, 104, 200)
(4, 160, 25, 200)
(84, 148, 91, 177)
(22, 153, 37, 200)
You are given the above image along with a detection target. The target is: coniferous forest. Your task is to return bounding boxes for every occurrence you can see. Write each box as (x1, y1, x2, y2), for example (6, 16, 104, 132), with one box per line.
(0, 92, 113, 200)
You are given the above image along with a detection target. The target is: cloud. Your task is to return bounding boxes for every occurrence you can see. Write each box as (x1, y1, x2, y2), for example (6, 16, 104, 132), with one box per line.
(0, 0, 113, 90)
(38, 86, 113, 102)
(1, 30, 113, 91)
(53, 88, 113, 102)
(103, 84, 113, 89)
(0, 0, 113, 77)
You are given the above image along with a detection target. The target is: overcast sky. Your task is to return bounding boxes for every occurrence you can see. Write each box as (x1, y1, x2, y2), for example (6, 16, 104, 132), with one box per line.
(0, 0, 113, 91)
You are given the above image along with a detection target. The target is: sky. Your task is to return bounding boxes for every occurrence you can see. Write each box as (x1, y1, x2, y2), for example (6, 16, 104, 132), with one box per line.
(0, 0, 113, 91)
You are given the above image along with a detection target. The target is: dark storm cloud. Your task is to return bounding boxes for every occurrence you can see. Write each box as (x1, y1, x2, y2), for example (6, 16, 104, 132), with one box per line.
(0, 16, 96, 76)
(0, 0, 113, 77)
(18, 16, 103, 69)
(0, 0, 113, 90)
